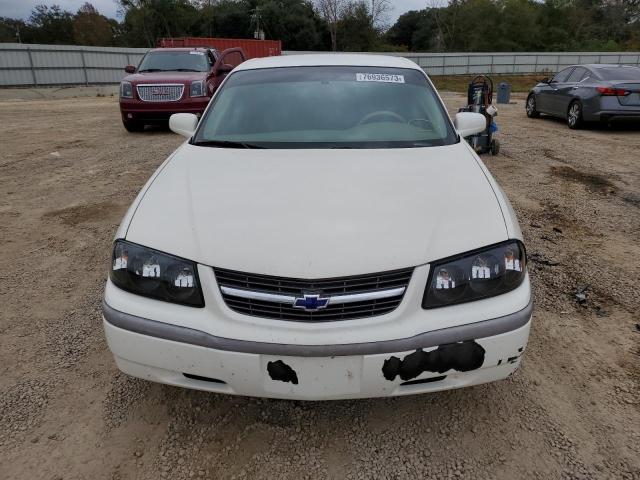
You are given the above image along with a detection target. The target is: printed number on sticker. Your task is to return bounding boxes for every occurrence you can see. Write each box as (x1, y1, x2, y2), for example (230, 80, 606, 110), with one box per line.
(356, 73, 405, 84)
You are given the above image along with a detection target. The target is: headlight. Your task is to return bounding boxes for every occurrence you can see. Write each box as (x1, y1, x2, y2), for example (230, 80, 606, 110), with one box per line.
(120, 81, 133, 99)
(422, 240, 526, 309)
(110, 240, 204, 307)
(190, 80, 205, 97)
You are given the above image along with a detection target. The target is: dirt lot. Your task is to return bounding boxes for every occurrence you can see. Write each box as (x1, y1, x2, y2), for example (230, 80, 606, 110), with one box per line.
(0, 93, 639, 480)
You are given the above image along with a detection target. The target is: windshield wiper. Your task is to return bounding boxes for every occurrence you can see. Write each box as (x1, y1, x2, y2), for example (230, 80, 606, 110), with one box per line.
(191, 140, 266, 149)
(175, 68, 202, 72)
(139, 68, 166, 72)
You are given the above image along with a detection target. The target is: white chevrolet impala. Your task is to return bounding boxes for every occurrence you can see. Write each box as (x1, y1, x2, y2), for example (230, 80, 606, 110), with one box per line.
(103, 54, 532, 400)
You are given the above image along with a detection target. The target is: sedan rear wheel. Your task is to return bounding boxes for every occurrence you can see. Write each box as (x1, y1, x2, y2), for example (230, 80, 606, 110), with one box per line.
(567, 101, 583, 129)
(526, 95, 540, 118)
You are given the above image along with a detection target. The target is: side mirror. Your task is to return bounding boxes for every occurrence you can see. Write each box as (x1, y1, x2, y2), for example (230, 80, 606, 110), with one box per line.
(169, 113, 198, 138)
(124, 65, 136, 74)
(454, 112, 486, 137)
(540, 77, 550, 84)
(216, 64, 233, 75)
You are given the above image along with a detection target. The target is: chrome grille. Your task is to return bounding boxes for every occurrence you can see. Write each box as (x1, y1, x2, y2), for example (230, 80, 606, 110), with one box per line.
(136, 84, 184, 102)
(214, 267, 413, 322)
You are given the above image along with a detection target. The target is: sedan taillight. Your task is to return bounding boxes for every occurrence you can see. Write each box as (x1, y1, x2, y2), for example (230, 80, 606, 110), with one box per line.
(596, 86, 630, 96)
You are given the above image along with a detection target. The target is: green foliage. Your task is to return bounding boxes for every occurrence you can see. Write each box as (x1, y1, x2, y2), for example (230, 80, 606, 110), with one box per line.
(256, 0, 329, 51)
(0, 17, 27, 43)
(198, 0, 251, 40)
(337, 1, 377, 51)
(1, 0, 639, 52)
(118, 0, 200, 47)
(73, 2, 115, 46)
(27, 4, 74, 44)
(389, 0, 640, 52)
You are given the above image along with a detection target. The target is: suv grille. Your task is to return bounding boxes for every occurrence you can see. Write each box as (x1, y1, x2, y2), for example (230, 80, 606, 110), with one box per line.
(136, 84, 184, 102)
(214, 267, 413, 322)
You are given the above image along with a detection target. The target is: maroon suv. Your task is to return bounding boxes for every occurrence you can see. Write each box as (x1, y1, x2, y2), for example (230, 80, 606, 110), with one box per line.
(119, 47, 245, 132)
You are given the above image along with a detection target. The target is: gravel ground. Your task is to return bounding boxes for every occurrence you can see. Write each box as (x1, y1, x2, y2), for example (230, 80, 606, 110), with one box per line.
(0, 93, 638, 480)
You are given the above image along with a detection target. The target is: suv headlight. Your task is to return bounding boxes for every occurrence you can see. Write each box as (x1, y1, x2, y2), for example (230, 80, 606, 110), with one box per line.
(110, 240, 204, 307)
(190, 80, 205, 97)
(422, 240, 526, 309)
(120, 81, 133, 99)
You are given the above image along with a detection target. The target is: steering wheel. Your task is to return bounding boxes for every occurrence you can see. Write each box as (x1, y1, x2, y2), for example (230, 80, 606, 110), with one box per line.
(408, 118, 435, 130)
(358, 110, 406, 125)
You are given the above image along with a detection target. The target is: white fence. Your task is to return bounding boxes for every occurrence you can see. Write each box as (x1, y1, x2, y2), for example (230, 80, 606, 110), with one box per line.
(1, 43, 640, 87)
(0, 43, 148, 86)
(285, 51, 640, 76)
(391, 51, 640, 75)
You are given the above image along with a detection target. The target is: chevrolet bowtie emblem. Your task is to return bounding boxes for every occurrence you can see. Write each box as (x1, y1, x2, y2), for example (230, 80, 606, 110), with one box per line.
(292, 294, 330, 311)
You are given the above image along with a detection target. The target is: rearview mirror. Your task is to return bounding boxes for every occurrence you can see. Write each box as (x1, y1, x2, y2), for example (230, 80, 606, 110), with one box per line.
(454, 112, 486, 137)
(124, 65, 136, 74)
(169, 113, 198, 138)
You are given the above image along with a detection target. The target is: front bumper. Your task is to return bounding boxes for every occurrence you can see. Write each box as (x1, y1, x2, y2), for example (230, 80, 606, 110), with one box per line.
(102, 300, 532, 400)
(119, 97, 210, 122)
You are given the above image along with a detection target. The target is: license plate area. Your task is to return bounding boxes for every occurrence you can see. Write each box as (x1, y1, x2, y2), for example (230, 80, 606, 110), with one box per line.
(261, 355, 363, 396)
(619, 92, 640, 106)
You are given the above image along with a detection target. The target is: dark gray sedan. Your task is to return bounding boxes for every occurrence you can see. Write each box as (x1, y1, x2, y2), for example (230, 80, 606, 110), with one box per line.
(526, 64, 640, 129)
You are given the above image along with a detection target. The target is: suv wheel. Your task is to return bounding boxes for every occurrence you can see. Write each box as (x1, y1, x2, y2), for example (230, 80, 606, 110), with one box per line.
(123, 119, 144, 133)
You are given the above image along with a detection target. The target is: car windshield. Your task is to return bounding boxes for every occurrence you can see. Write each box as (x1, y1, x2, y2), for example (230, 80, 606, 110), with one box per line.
(193, 66, 457, 149)
(596, 66, 640, 81)
(138, 51, 210, 72)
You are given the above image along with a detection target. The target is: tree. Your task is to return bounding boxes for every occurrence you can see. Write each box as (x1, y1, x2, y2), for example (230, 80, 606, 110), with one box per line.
(369, 0, 391, 29)
(257, 0, 330, 51)
(205, 0, 251, 39)
(386, 9, 430, 50)
(316, 0, 349, 51)
(0, 17, 28, 43)
(118, 0, 200, 47)
(73, 3, 114, 45)
(338, 1, 378, 51)
(28, 4, 74, 44)
(1, 0, 639, 53)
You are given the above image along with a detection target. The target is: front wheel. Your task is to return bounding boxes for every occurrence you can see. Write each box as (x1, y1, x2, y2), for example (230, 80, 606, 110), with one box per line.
(122, 119, 144, 133)
(567, 101, 583, 129)
(526, 95, 540, 118)
(490, 138, 500, 155)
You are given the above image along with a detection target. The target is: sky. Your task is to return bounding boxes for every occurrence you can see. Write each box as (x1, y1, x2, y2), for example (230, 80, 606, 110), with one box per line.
(0, 0, 430, 23)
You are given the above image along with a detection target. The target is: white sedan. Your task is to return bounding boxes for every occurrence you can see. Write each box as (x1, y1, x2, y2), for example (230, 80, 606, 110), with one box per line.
(103, 54, 532, 400)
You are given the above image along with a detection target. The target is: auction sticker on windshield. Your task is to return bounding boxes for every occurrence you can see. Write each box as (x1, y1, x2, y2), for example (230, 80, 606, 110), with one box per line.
(356, 73, 405, 84)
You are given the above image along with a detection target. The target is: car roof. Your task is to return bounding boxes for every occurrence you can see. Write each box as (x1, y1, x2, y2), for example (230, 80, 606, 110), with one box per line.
(150, 47, 211, 53)
(236, 54, 422, 72)
(562, 64, 640, 70)
(587, 64, 640, 69)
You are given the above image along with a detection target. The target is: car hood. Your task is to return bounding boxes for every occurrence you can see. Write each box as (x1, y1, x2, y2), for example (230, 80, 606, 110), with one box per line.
(126, 142, 508, 278)
(124, 71, 206, 84)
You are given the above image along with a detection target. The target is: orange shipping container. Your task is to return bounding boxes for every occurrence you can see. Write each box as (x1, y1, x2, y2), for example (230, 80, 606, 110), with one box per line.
(157, 37, 281, 59)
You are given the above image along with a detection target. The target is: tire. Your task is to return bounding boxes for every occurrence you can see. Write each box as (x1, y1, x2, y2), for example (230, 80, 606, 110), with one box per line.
(122, 119, 144, 132)
(526, 95, 540, 118)
(490, 138, 500, 155)
(567, 101, 583, 129)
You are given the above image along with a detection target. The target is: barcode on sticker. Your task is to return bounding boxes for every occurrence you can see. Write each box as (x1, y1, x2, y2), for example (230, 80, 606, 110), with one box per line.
(356, 73, 405, 84)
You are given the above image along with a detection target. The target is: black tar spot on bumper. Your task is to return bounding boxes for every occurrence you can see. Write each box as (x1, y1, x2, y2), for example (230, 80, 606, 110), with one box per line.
(267, 360, 299, 384)
(382, 341, 486, 381)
